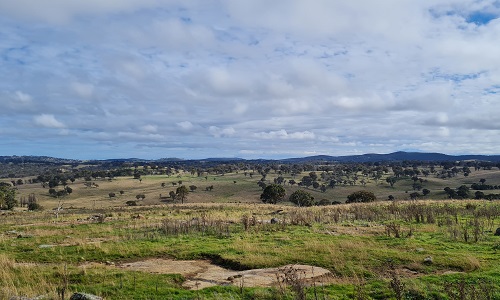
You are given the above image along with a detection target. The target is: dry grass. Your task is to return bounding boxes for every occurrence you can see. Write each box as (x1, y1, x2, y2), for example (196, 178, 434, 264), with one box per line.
(0, 253, 59, 299)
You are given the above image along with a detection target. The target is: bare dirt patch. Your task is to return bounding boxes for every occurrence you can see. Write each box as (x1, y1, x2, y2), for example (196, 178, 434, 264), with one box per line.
(118, 258, 332, 289)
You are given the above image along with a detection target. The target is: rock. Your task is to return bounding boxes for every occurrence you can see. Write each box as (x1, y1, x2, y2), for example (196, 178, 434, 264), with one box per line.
(38, 244, 55, 249)
(69, 293, 103, 300)
(270, 217, 280, 224)
(105, 260, 115, 266)
(227, 274, 243, 281)
(423, 256, 433, 265)
(17, 234, 34, 239)
(494, 228, 500, 236)
(415, 248, 425, 252)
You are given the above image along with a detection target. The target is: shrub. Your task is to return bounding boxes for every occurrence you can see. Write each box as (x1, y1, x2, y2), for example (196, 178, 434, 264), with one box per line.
(346, 191, 376, 203)
(316, 199, 332, 206)
(126, 200, 137, 206)
(289, 190, 315, 207)
(27, 202, 42, 211)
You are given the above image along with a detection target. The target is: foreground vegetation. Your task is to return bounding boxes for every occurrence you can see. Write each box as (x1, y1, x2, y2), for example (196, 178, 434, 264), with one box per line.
(1, 159, 500, 299)
(1, 200, 499, 299)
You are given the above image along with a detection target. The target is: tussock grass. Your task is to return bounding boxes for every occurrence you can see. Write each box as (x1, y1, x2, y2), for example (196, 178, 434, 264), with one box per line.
(1, 200, 499, 299)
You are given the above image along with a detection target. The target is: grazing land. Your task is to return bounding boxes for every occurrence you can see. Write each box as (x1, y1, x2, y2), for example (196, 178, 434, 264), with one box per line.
(1, 157, 500, 299)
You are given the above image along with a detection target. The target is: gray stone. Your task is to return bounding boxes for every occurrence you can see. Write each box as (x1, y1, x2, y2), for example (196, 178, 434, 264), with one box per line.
(17, 233, 34, 239)
(423, 256, 433, 265)
(270, 217, 280, 224)
(69, 293, 103, 300)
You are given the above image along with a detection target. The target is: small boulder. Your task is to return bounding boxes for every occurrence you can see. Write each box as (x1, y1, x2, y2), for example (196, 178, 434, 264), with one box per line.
(494, 228, 500, 236)
(17, 233, 34, 239)
(69, 293, 103, 300)
(270, 217, 280, 224)
(105, 260, 115, 266)
(423, 256, 433, 265)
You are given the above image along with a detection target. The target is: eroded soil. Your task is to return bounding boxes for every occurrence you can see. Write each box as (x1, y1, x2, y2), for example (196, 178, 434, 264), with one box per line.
(118, 259, 332, 289)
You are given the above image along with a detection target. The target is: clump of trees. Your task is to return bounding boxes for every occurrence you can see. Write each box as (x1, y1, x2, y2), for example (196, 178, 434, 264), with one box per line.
(345, 191, 376, 203)
(48, 186, 73, 198)
(27, 193, 42, 211)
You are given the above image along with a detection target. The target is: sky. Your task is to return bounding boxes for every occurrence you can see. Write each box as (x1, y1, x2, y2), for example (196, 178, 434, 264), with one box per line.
(1, 0, 500, 160)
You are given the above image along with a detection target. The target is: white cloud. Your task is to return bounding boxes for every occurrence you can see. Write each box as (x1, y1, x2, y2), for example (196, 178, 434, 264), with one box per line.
(177, 121, 194, 131)
(0, 0, 164, 23)
(33, 114, 65, 128)
(72, 82, 94, 98)
(2, 1, 500, 159)
(140, 124, 158, 133)
(15, 91, 32, 104)
(254, 130, 315, 140)
(209, 126, 236, 138)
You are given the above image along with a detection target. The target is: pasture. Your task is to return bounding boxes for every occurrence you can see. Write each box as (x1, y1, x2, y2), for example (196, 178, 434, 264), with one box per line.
(1, 166, 500, 299)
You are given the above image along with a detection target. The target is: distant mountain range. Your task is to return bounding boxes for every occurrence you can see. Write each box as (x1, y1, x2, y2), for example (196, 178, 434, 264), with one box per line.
(2, 151, 500, 164)
(281, 151, 500, 163)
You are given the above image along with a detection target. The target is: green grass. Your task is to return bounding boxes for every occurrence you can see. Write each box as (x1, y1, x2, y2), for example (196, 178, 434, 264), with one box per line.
(1, 200, 499, 299)
(4, 167, 500, 299)
(9, 165, 500, 209)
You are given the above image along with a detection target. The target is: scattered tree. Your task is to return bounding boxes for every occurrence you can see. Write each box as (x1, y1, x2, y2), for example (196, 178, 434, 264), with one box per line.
(260, 184, 286, 204)
(289, 190, 315, 207)
(176, 185, 189, 204)
(0, 183, 17, 210)
(300, 176, 313, 188)
(386, 177, 397, 187)
(409, 192, 420, 200)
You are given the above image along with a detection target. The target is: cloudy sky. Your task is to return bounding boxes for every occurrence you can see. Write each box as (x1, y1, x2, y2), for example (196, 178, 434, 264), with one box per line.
(1, 1, 499, 159)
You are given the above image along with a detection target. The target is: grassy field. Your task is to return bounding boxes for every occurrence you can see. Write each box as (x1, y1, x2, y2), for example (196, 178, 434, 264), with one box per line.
(1, 167, 500, 299)
(10, 167, 500, 210)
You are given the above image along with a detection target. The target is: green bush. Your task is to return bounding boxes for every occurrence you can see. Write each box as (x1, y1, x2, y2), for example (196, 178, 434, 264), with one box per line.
(27, 202, 42, 211)
(126, 200, 137, 206)
(289, 190, 315, 207)
(346, 191, 376, 203)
